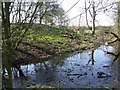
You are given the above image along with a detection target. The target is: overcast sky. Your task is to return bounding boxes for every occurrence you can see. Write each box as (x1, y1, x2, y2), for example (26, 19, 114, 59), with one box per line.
(8, 0, 118, 26)
(58, 0, 117, 26)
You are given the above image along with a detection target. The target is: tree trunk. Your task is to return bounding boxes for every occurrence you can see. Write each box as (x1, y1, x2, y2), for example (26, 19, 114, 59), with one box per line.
(92, 2, 96, 35)
(85, 0, 91, 30)
(2, 2, 13, 89)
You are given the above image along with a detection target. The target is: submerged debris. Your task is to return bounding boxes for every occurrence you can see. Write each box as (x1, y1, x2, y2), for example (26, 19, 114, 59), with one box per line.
(97, 72, 112, 78)
(67, 72, 87, 78)
(103, 65, 109, 67)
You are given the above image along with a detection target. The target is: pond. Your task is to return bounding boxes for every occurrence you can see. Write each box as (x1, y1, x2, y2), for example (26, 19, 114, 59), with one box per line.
(12, 45, 119, 88)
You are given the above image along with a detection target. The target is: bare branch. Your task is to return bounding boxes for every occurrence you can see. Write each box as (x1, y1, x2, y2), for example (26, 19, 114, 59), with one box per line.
(16, 2, 43, 48)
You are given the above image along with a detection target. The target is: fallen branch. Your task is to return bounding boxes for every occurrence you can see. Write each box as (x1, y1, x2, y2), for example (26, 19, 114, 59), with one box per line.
(106, 51, 120, 61)
(106, 51, 117, 57)
(105, 32, 120, 43)
(67, 72, 87, 77)
(108, 38, 118, 44)
(110, 32, 120, 41)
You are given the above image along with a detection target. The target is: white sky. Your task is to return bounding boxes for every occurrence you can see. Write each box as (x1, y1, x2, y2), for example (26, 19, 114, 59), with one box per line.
(58, 0, 118, 26)
(9, 0, 118, 26)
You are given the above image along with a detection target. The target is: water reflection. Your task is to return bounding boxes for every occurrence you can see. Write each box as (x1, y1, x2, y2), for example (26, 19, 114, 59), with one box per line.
(12, 45, 118, 88)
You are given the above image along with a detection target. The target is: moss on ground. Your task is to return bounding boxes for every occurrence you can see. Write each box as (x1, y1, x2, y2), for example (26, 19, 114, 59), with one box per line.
(22, 25, 91, 54)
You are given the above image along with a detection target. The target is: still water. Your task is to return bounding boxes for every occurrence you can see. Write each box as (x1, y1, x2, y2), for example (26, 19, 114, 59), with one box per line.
(13, 45, 118, 88)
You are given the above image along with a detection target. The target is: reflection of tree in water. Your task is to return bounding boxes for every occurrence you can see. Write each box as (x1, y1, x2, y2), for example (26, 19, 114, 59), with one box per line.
(33, 62, 59, 84)
(106, 51, 120, 61)
(15, 57, 66, 84)
(12, 65, 27, 79)
(48, 55, 68, 67)
(32, 56, 68, 84)
(34, 55, 66, 71)
(87, 47, 95, 65)
(12, 54, 67, 79)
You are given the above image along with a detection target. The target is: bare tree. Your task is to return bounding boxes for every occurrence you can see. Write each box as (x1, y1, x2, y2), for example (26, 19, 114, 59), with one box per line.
(1, 1, 66, 88)
(2, 1, 43, 88)
(104, 1, 120, 62)
(2, 2, 13, 88)
(91, 1, 96, 35)
(85, 0, 117, 35)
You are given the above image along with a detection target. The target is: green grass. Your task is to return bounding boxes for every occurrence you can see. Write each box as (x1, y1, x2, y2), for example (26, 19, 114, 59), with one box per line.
(21, 25, 92, 54)
(84, 29, 92, 34)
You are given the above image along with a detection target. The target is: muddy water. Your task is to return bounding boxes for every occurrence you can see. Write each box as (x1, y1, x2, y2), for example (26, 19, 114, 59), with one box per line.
(12, 45, 118, 88)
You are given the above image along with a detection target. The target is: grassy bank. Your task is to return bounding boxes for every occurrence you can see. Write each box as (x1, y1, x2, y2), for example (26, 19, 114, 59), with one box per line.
(22, 25, 93, 53)
(13, 25, 114, 65)
(12, 25, 94, 65)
